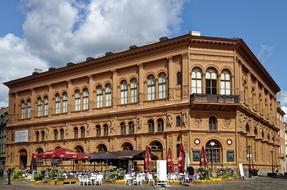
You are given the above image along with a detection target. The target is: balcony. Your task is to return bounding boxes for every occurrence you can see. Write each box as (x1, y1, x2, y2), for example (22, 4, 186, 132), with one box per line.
(190, 93, 240, 111)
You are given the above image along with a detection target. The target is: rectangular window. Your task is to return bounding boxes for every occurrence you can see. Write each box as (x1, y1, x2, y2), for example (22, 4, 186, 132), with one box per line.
(193, 150, 201, 161)
(97, 94, 103, 108)
(120, 90, 128, 104)
(159, 84, 166, 99)
(131, 89, 138, 103)
(105, 93, 111, 107)
(227, 150, 235, 162)
(75, 98, 81, 111)
(56, 101, 61, 114)
(83, 97, 89, 110)
(147, 86, 156, 100)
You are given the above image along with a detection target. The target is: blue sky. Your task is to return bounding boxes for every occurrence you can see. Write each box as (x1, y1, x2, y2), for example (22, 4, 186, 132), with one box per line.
(0, 0, 286, 114)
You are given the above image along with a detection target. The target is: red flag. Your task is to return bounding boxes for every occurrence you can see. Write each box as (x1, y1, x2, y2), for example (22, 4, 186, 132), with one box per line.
(144, 145, 152, 173)
(167, 148, 174, 173)
(177, 144, 185, 173)
(200, 146, 208, 167)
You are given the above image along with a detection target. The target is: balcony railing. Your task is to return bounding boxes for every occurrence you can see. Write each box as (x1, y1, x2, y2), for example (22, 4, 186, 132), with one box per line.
(190, 93, 240, 104)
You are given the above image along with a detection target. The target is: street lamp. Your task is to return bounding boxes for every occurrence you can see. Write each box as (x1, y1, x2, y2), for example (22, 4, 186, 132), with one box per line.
(210, 141, 215, 173)
(271, 150, 274, 173)
(247, 145, 252, 178)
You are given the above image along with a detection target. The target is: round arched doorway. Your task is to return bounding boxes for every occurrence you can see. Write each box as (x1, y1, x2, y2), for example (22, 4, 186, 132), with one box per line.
(149, 140, 163, 160)
(122, 142, 133, 151)
(206, 140, 222, 166)
(19, 149, 27, 169)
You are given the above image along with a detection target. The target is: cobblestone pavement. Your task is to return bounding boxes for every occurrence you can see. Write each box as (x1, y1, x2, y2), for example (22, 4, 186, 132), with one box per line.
(0, 177, 287, 190)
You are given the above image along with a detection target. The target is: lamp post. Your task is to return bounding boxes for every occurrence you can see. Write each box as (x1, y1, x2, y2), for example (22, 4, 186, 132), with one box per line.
(246, 145, 252, 178)
(210, 141, 215, 175)
(271, 150, 274, 173)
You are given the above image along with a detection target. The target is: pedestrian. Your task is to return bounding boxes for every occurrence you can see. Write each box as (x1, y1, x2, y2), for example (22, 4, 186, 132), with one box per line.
(0, 167, 3, 178)
(7, 167, 12, 185)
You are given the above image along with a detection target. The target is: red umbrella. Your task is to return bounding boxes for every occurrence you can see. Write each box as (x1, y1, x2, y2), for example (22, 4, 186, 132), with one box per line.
(33, 148, 89, 160)
(167, 148, 174, 173)
(178, 144, 185, 173)
(144, 145, 152, 173)
(200, 146, 208, 167)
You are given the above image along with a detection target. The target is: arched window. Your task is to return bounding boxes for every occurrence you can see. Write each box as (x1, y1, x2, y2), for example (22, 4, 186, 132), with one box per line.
(60, 128, 64, 140)
(75, 145, 84, 152)
(120, 122, 126, 135)
(96, 85, 103, 108)
(157, 118, 164, 132)
(122, 142, 133, 151)
(21, 100, 26, 119)
(206, 140, 221, 164)
(105, 84, 112, 107)
(220, 70, 231, 95)
(128, 121, 134, 134)
(191, 68, 202, 94)
(41, 131, 45, 141)
(54, 129, 58, 140)
(158, 73, 167, 99)
(36, 131, 39, 142)
(74, 127, 78, 139)
(103, 124, 109, 136)
(55, 94, 61, 114)
(209, 116, 217, 131)
(176, 115, 181, 127)
(27, 99, 31, 119)
(130, 78, 138, 103)
(44, 96, 49, 116)
(74, 90, 81, 111)
(97, 144, 107, 152)
(96, 125, 101, 137)
(150, 140, 163, 160)
(82, 88, 89, 110)
(206, 68, 217, 95)
(62, 92, 68, 113)
(147, 75, 156, 100)
(120, 80, 128, 104)
(177, 72, 182, 85)
(80, 126, 85, 138)
(37, 97, 43, 117)
(148, 119, 154, 133)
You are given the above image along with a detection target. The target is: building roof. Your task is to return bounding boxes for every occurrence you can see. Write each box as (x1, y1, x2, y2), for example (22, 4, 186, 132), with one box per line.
(3, 33, 281, 93)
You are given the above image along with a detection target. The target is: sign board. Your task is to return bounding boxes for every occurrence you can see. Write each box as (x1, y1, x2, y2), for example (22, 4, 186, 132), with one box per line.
(15, 130, 28, 143)
(156, 160, 167, 181)
(239, 163, 244, 178)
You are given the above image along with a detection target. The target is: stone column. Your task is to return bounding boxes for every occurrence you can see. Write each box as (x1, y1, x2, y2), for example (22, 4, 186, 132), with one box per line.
(247, 72, 252, 107)
(67, 80, 73, 113)
(48, 85, 53, 117)
(168, 56, 175, 100)
(112, 70, 118, 107)
(138, 64, 144, 104)
(88, 76, 94, 111)
(181, 53, 189, 99)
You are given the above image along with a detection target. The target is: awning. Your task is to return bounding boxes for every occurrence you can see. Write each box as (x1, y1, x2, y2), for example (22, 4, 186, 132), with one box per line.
(89, 150, 158, 161)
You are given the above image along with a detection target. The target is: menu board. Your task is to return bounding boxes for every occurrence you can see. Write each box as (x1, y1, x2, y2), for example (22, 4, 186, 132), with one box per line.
(156, 160, 167, 181)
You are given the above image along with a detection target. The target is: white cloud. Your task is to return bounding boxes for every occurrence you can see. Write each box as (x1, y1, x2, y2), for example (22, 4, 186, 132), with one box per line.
(22, 0, 185, 66)
(257, 44, 275, 63)
(0, 0, 186, 107)
(0, 33, 48, 107)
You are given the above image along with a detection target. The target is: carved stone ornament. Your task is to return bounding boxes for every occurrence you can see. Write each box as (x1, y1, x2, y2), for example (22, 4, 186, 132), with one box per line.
(194, 116, 201, 127)
(109, 120, 115, 134)
(166, 114, 172, 128)
(224, 119, 231, 128)
(137, 118, 142, 130)
(181, 112, 187, 128)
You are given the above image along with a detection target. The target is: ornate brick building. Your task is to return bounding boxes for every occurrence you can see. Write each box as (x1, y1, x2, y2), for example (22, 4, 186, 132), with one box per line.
(4, 33, 283, 174)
